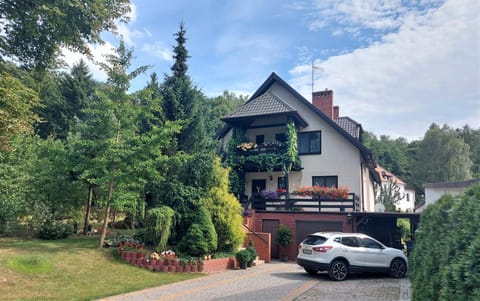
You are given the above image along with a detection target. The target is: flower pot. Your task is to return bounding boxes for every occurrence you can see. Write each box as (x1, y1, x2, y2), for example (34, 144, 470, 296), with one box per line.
(239, 261, 247, 269)
(247, 260, 254, 267)
(280, 254, 289, 262)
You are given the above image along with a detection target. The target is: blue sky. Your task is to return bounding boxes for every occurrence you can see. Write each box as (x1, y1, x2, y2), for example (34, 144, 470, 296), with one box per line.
(63, 0, 479, 141)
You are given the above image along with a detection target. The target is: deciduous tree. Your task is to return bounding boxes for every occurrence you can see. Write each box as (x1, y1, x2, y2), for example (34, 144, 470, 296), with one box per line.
(0, 67, 40, 150)
(413, 123, 472, 184)
(0, 0, 131, 70)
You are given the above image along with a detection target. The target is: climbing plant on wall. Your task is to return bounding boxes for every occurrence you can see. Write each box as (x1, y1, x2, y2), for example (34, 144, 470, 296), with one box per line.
(223, 121, 300, 197)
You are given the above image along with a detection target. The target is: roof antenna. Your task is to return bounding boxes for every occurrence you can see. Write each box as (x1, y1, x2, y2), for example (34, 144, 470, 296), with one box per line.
(311, 60, 323, 97)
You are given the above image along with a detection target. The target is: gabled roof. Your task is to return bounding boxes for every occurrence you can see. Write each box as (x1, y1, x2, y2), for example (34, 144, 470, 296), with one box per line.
(375, 165, 406, 185)
(424, 179, 479, 189)
(334, 117, 362, 140)
(219, 72, 380, 183)
(250, 73, 374, 156)
(222, 91, 306, 127)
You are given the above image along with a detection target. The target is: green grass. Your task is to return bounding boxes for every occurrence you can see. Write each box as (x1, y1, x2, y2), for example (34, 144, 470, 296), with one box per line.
(0, 236, 203, 301)
(7, 254, 53, 275)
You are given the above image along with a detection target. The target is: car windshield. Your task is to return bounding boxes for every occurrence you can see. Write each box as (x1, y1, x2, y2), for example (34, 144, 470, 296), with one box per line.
(302, 235, 327, 245)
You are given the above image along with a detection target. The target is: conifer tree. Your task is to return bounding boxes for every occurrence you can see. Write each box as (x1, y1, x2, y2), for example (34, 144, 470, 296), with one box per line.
(160, 22, 211, 153)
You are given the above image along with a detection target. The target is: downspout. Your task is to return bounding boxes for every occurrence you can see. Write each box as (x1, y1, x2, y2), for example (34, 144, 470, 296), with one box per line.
(360, 160, 365, 212)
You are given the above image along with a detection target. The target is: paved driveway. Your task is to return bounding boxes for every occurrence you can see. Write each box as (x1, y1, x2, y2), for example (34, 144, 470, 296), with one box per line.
(99, 262, 411, 301)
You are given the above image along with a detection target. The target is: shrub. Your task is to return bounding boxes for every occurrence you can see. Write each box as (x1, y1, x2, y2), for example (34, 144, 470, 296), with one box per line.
(274, 225, 293, 247)
(133, 229, 145, 243)
(38, 221, 73, 240)
(144, 206, 175, 252)
(178, 207, 217, 257)
(200, 158, 245, 252)
(247, 247, 257, 261)
(235, 249, 251, 264)
(411, 184, 480, 300)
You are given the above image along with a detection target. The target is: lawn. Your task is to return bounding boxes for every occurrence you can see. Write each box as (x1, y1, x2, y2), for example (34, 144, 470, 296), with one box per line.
(0, 236, 202, 301)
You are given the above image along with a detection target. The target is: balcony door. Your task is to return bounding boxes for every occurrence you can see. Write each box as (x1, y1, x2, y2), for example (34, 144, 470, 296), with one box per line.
(251, 179, 266, 196)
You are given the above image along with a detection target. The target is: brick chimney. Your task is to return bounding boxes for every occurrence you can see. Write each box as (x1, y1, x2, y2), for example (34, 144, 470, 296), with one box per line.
(333, 106, 339, 119)
(312, 89, 334, 119)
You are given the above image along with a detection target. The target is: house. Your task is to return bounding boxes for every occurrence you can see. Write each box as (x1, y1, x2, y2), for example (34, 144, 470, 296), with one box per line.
(218, 72, 420, 261)
(219, 72, 379, 212)
(418, 179, 479, 212)
(375, 165, 416, 212)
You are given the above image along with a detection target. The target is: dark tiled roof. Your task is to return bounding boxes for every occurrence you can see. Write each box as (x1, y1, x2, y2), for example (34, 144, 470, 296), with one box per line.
(224, 91, 296, 119)
(334, 117, 362, 139)
(424, 179, 479, 188)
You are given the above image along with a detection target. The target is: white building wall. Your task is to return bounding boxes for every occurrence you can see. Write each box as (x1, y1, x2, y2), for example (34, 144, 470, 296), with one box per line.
(425, 186, 468, 207)
(270, 83, 369, 206)
(362, 165, 376, 212)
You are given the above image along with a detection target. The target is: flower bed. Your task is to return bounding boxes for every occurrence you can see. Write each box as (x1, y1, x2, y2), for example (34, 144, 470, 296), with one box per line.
(118, 247, 236, 274)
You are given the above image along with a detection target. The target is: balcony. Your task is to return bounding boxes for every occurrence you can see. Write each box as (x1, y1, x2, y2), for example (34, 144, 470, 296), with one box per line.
(249, 193, 360, 212)
(235, 141, 287, 155)
(233, 141, 302, 172)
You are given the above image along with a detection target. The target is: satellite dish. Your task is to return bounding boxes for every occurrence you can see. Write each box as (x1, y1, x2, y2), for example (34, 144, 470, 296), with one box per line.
(375, 203, 385, 212)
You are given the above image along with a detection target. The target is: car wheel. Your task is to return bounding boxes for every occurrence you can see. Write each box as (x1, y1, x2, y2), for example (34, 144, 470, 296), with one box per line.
(329, 260, 348, 281)
(304, 268, 318, 275)
(390, 258, 407, 278)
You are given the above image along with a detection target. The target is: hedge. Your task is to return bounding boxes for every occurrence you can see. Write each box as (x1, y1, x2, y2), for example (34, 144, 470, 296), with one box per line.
(410, 184, 480, 301)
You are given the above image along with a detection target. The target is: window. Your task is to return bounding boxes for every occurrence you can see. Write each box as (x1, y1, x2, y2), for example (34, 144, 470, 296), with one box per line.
(298, 131, 321, 154)
(341, 237, 359, 247)
(278, 177, 286, 190)
(312, 176, 338, 187)
(275, 133, 287, 143)
(359, 237, 383, 249)
(255, 135, 264, 145)
(303, 235, 327, 245)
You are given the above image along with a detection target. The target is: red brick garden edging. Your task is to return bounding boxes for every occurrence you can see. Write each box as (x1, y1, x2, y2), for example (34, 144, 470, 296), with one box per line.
(118, 249, 237, 273)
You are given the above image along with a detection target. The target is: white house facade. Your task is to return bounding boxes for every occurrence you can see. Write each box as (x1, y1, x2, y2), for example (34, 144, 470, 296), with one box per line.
(219, 73, 380, 212)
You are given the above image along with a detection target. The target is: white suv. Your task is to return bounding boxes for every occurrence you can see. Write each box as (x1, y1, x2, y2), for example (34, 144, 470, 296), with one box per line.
(297, 232, 408, 281)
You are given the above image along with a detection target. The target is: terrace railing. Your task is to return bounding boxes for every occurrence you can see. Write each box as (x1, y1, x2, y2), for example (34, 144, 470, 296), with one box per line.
(251, 193, 360, 212)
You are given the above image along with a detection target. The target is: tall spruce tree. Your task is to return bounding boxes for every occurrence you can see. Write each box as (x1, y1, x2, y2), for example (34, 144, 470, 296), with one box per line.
(37, 60, 97, 140)
(160, 22, 211, 153)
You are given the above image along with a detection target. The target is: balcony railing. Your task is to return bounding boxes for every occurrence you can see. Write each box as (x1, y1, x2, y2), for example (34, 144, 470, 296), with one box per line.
(250, 193, 360, 212)
(235, 141, 287, 155)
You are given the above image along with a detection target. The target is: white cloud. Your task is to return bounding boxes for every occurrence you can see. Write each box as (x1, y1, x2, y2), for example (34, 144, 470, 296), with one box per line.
(61, 43, 116, 82)
(294, 0, 446, 40)
(127, 3, 137, 22)
(289, 0, 480, 140)
(116, 23, 144, 46)
(141, 42, 172, 62)
(114, 3, 148, 46)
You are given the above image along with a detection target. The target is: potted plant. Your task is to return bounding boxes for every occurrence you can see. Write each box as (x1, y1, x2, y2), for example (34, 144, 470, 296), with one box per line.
(275, 225, 293, 262)
(246, 247, 258, 267)
(235, 249, 251, 269)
